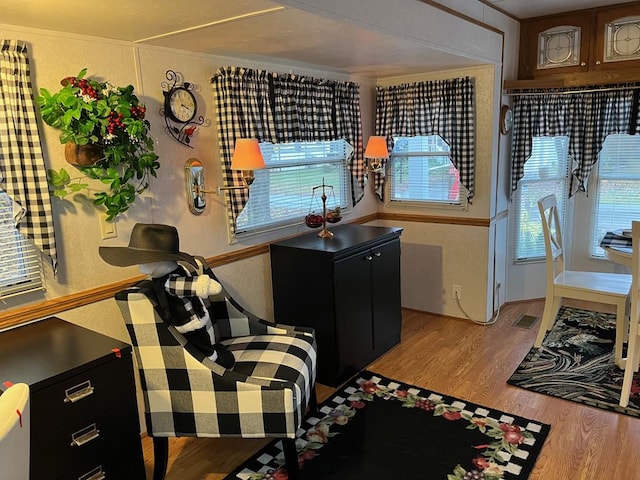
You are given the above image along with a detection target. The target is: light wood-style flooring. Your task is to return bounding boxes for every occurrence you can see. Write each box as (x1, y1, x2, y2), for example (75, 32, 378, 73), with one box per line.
(141, 298, 640, 479)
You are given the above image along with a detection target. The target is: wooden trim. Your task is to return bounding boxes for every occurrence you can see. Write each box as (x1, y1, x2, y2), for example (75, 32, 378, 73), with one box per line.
(0, 212, 490, 331)
(377, 212, 490, 227)
(505, 67, 640, 91)
(0, 276, 145, 331)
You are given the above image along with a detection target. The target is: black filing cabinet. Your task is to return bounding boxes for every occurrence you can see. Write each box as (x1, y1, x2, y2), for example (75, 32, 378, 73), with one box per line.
(0, 317, 145, 479)
(270, 224, 403, 386)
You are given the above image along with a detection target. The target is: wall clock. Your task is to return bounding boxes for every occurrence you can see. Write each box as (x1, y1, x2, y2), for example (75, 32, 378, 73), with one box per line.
(161, 70, 208, 148)
(500, 104, 513, 135)
(166, 86, 197, 123)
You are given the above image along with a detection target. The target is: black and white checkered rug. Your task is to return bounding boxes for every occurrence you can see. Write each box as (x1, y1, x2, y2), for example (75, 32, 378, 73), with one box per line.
(226, 370, 550, 479)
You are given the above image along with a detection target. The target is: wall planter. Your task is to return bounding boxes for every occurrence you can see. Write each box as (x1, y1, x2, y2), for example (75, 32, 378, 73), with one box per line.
(64, 142, 103, 167)
(37, 69, 160, 220)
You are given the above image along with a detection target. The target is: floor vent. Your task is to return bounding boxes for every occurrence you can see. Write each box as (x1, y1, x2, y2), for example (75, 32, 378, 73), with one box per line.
(513, 314, 539, 329)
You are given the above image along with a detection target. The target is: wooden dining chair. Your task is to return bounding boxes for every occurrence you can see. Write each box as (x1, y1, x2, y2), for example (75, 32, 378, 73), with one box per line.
(534, 195, 632, 368)
(620, 221, 640, 407)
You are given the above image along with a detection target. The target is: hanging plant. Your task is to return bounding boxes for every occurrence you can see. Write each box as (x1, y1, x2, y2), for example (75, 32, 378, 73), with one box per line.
(37, 68, 160, 220)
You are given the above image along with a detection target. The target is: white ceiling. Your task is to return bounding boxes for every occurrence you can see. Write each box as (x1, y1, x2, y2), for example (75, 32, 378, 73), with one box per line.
(1, 0, 636, 78)
(488, 0, 637, 19)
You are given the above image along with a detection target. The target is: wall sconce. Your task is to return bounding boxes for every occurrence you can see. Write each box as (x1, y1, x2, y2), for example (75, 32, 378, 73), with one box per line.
(184, 138, 265, 215)
(364, 136, 389, 173)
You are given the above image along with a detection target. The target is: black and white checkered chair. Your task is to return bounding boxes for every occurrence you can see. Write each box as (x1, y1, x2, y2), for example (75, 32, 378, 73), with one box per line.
(115, 257, 317, 480)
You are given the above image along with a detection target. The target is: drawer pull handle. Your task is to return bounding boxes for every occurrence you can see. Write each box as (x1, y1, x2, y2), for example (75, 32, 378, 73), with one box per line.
(71, 423, 100, 447)
(365, 255, 373, 261)
(64, 380, 94, 403)
(374, 252, 381, 257)
(78, 466, 106, 480)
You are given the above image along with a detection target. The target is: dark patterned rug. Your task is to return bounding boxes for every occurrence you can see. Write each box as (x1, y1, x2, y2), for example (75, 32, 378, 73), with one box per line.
(508, 306, 640, 417)
(226, 371, 550, 480)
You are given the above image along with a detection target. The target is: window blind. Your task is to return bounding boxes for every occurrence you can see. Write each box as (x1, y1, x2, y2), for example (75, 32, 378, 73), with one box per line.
(513, 136, 570, 262)
(0, 192, 44, 298)
(235, 140, 351, 236)
(590, 134, 640, 257)
(388, 135, 463, 206)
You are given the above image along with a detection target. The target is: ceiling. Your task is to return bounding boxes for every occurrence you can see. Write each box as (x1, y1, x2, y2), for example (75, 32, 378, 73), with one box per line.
(1, 0, 637, 78)
(488, 0, 636, 19)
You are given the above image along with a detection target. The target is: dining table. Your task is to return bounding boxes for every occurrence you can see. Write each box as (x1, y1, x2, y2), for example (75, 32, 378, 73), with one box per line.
(600, 230, 633, 268)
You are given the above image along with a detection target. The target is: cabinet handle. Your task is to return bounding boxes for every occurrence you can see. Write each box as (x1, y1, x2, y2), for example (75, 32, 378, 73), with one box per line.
(374, 252, 381, 257)
(64, 380, 94, 403)
(78, 466, 106, 480)
(70, 423, 100, 447)
(365, 255, 373, 261)
(596, 60, 601, 65)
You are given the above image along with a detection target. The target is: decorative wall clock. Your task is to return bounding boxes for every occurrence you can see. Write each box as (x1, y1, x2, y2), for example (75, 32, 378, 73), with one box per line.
(500, 104, 513, 135)
(161, 70, 208, 147)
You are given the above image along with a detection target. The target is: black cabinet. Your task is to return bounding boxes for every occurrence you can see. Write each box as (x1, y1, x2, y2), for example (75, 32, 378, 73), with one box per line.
(270, 224, 402, 386)
(0, 317, 145, 480)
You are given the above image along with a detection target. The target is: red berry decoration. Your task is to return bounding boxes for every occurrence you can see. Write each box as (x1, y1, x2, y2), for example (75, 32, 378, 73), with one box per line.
(415, 399, 436, 411)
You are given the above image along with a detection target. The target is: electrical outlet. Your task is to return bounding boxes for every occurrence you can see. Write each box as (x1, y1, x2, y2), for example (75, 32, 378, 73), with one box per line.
(452, 284, 462, 300)
(99, 213, 117, 239)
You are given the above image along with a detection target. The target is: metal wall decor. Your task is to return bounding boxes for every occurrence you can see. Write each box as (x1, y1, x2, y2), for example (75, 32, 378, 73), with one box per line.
(160, 70, 208, 147)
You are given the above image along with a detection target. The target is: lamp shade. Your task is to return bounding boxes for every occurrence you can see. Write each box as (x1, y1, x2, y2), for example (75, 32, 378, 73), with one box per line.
(231, 138, 266, 170)
(364, 136, 389, 159)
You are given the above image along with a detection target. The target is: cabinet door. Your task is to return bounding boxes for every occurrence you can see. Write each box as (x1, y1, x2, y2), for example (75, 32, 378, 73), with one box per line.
(334, 249, 374, 383)
(520, 13, 591, 79)
(371, 239, 402, 355)
(594, 5, 640, 71)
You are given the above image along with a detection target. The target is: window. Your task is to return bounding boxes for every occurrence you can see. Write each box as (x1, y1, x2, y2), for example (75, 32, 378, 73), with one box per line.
(0, 191, 44, 298)
(513, 136, 570, 262)
(387, 135, 465, 207)
(590, 134, 640, 258)
(235, 140, 352, 236)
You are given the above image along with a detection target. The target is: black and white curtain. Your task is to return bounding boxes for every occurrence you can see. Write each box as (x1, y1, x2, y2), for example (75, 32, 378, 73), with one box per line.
(511, 85, 640, 195)
(373, 76, 475, 201)
(212, 66, 363, 235)
(0, 40, 58, 273)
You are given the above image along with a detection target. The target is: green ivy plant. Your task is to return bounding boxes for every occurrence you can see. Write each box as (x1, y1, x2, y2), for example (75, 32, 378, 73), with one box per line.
(38, 68, 160, 220)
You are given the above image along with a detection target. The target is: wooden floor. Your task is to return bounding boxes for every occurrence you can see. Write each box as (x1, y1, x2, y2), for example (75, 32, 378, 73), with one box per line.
(141, 298, 640, 479)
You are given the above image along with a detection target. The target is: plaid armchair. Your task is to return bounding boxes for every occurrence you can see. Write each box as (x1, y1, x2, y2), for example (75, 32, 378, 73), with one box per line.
(115, 257, 317, 480)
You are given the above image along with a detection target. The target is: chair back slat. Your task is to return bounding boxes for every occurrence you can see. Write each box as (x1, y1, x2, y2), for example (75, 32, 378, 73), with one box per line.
(538, 194, 565, 280)
(632, 221, 640, 334)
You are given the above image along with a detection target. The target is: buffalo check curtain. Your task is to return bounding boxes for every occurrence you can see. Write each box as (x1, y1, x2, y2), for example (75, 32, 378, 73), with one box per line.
(0, 40, 58, 273)
(373, 76, 475, 201)
(212, 66, 363, 235)
(511, 85, 640, 196)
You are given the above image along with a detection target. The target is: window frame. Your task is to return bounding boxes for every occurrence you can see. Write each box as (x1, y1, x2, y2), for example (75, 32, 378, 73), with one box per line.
(385, 135, 468, 210)
(589, 133, 640, 259)
(0, 191, 44, 298)
(511, 135, 571, 264)
(233, 140, 352, 238)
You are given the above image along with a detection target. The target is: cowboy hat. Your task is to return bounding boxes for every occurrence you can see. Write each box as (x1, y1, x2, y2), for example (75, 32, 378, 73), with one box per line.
(99, 223, 197, 267)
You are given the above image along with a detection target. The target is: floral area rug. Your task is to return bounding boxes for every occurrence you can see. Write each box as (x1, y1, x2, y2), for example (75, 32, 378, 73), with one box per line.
(508, 306, 640, 417)
(225, 371, 550, 480)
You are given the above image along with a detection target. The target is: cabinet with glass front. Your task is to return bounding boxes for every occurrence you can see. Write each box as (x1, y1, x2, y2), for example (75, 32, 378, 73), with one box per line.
(518, 5, 640, 80)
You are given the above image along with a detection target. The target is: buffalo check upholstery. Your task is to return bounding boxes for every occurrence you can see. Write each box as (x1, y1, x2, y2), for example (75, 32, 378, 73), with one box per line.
(115, 258, 317, 479)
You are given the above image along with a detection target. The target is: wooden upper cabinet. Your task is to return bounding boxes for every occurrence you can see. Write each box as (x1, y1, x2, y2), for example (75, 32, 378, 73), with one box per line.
(519, 13, 592, 79)
(518, 4, 640, 80)
(594, 5, 640, 70)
